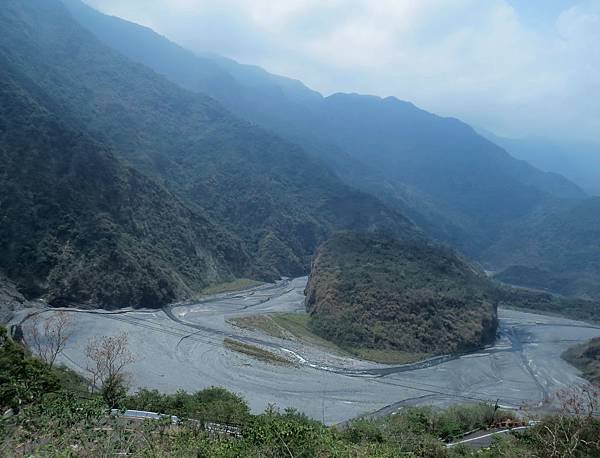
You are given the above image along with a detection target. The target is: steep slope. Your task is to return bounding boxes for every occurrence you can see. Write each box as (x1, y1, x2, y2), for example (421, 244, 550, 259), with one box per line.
(489, 134, 600, 197)
(304, 232, 498, 359)
(563, 338, 600, 386)
(0, 62, 247, 308)
(309, 94, 585, 251)
(0, 276, 37, 325)
(0, 0, 418, 291)
(63, 0, 590, 265)
(487, 198, 600, 299)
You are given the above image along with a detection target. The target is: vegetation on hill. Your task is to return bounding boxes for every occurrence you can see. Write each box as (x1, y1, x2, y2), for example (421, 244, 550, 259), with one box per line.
(62, 0, 600, 301)
(0, 0, 417, 308)
(494, 286, 600, 324)
(2, 326, 600, 456)
(0, 62, 247, 308)
(303, 231, 599, 359)
(304, 232, 499, 357)
(563, 338, 600, 386)
(0, 327, 59, 413)
(488, 197, 600, 299)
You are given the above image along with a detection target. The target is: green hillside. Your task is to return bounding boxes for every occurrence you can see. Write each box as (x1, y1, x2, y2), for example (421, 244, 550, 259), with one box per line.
(0, 62, 247, 308)
(304, 230, 600, 359)
(488, 198, 600, 299)
(304, 232, 498, 358)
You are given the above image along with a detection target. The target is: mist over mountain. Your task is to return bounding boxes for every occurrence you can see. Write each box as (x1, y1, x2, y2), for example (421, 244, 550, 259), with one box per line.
(487, 134, 600, 197)
(63, 0, 600, 300)
(0, 0, 597, 307)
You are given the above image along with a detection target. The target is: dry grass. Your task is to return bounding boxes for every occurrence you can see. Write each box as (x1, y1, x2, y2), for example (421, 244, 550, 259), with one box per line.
(229, 313, 428, 364)
(223, 338, 295, 366)
(229, 313, 347, 355)
(197, 279, 264, 297)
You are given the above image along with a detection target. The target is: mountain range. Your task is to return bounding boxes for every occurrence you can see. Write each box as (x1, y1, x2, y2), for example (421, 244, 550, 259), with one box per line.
(0, 0, 417, 308)
(0, 0, 598, 310)
(62, 0, 600, 300)
(487, 133, 600, 197)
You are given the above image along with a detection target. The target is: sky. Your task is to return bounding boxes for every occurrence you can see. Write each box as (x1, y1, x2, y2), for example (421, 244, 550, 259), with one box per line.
(83, 0, 599, 143)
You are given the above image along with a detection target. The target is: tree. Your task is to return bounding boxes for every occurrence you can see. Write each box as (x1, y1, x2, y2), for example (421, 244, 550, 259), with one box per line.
(28, 311, 72, 369)
(84, 333, 135, 408)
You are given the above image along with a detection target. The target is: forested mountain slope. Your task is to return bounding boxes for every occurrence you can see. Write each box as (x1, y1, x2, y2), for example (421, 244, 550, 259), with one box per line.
(304, 232, 499, 359)
(0, 61, 247, 308)
(488, 198, 600, 299)
(0, 0, 418, 307)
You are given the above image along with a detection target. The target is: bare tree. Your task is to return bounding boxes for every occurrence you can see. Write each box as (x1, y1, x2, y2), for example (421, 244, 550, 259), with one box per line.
(28, 311, 72, 369)
(85, 333, 135, 407)
(556, 384, 600, 418)
(530, 385, 600, 457)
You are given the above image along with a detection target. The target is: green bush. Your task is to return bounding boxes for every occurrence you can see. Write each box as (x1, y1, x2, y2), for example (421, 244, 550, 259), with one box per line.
(243, 407, 328, 458)
(0, 327, 59, 412)
(125, 386, 250, 424)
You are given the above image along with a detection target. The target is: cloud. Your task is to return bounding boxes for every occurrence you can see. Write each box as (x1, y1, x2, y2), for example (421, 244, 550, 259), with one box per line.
(84, 0, 600, 142)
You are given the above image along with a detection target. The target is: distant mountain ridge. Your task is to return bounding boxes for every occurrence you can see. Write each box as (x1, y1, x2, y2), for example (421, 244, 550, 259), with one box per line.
(485, 133, 600, 197)
(61, 0, 600, 300)
(488, 197, 600, 299)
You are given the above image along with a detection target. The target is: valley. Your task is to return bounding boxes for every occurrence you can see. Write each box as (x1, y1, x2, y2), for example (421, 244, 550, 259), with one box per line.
(1, 1, 598, 455)
(13, 277, 600, 424)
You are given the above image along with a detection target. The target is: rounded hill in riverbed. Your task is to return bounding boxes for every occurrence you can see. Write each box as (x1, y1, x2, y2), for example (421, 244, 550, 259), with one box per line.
(304, 232, 499, 361)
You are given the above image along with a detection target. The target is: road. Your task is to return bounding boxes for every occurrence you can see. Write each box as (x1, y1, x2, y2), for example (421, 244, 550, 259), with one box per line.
(13, 277, 600, 424)
(446, 426, 530, 449)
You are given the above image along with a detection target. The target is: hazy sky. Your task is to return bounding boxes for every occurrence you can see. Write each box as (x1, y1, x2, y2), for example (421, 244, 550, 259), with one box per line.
(83, 0, 599, 143)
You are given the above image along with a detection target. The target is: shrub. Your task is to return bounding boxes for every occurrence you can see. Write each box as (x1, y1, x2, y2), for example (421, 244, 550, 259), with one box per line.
(0, 327, 59, 412)
(126, 386, 250, 424)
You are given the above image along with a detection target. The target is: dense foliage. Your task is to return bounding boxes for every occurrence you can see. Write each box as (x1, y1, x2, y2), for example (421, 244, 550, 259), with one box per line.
(125, 387, 250, 424)
(305, 232, 498, 356)
(0, 327, 59, 412)
(0, 59, 246, 308)
(304, 231, 600, 358)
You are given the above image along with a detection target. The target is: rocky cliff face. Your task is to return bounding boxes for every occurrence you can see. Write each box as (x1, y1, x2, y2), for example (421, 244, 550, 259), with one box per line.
(0, 277, 38, 325)
(305, 232, 498, 357)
